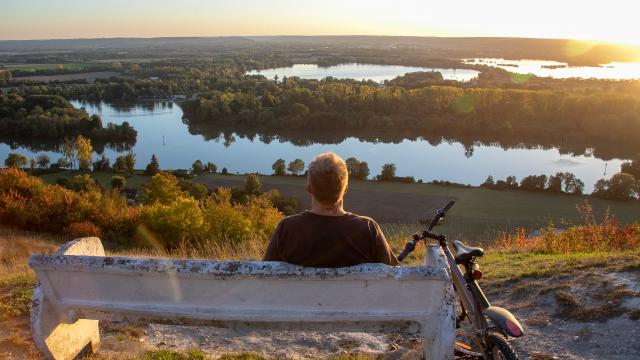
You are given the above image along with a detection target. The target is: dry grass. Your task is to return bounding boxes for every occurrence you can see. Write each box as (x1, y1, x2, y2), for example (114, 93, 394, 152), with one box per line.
(493, 202, 640, 254)
(0, 227, 61, 289)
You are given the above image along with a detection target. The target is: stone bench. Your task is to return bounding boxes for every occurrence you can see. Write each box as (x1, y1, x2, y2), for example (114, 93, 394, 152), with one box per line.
(29, 237, 455, 360)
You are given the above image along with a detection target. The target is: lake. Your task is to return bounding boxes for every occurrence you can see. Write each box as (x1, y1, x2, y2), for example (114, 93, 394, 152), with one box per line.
(246, 63, 480, 82)
(0, 101, 624, 192)
(463, 58, 640, 80)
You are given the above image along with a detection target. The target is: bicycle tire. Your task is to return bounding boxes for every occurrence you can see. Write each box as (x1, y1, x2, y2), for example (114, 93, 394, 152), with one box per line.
(485, 332, 519, 360)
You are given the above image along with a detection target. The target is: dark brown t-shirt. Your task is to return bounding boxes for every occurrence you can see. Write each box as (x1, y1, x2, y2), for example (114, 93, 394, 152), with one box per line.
(263, 211, 399, 267)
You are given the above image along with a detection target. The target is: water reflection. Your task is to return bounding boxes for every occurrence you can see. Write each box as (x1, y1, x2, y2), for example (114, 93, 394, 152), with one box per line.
(0, 101, 626, 192)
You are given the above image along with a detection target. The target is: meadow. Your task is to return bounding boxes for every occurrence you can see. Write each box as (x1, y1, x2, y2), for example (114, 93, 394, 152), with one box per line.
(39, 171, 640, 244)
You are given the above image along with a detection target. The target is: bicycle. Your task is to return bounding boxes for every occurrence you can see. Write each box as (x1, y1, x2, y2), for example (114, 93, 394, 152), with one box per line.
(397, 200, 523, 359)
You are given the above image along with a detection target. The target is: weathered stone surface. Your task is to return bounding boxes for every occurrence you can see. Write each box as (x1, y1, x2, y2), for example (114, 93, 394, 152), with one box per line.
(30, 239, 454, 360)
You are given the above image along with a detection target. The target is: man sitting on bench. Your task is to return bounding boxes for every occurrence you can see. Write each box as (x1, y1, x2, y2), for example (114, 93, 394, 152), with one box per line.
(264, 152, 399, 267)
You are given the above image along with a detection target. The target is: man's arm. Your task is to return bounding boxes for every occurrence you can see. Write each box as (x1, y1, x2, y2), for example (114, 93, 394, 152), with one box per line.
(371, 221, 399, 266)
(263, 221, 284, 261)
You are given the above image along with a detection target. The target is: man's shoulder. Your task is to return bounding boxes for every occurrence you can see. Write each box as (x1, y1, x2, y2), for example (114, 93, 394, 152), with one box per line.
(279, 211, 378, 226)
(346, 213, 379, 227)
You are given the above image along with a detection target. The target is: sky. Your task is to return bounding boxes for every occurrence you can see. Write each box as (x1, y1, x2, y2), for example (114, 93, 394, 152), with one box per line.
(1, 0, 639, 45)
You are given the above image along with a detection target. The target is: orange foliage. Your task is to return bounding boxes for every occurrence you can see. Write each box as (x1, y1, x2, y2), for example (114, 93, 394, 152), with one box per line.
(64, 222, 102, 238)
(0, 168, 138, 240)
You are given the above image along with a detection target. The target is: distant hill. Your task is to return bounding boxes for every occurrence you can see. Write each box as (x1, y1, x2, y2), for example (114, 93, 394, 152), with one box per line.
(1, 36, 638, 66)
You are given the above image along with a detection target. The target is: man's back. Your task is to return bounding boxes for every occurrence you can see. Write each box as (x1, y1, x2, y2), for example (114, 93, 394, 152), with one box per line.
(263, 211, 399, 267)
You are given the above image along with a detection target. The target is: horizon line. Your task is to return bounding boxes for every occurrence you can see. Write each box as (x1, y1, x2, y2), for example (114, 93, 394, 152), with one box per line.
(1, 34, 638, 47)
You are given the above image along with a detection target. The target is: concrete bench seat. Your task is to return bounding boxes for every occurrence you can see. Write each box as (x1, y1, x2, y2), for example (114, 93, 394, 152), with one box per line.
(29, 237, 455, 360)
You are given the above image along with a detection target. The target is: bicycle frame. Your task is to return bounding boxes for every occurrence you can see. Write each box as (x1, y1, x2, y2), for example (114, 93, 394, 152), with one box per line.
(398, 200, 524, 359)
(438, 236, 490, 358)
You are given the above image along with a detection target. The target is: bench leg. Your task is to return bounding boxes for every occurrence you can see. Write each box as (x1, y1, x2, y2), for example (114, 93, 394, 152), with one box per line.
(31, 287, 100, 360)
(421, 319, 454, 360)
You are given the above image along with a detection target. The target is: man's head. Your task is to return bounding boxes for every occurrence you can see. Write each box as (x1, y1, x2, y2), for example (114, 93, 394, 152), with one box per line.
(306, 152, 348, 206)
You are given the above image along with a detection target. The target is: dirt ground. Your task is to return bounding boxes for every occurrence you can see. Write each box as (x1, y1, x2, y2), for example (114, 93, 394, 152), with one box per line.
(196, 177, 453, 223)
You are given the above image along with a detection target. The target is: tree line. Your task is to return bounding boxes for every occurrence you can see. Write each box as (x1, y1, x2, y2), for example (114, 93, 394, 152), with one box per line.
(180, 75, 640, 160)
(0, 94, 136, 152)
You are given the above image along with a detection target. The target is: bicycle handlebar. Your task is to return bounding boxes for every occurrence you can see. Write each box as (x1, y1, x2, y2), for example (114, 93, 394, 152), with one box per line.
(397, 200, 455, 262)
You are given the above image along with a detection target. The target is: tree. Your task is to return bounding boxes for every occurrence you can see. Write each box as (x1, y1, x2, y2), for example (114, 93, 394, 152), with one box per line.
(114, 156, 127, 173)
(76, 135, 93, 171)
(72, 174, 101, 192)
(505, 176, 518, 190)
(111, 175, 126, 191)
(621, 156, 640, 179)
(608, 173, 638, 200)
(63, 138, 77, 169)
(57, 157, 70, 169)
(358, 161, 370, 180)
(206, 162, 217, 174)
(0, 69, 12, 81)
(345, 157, 370, 180)
(124, 151, 136, 175)
(177, 179, 209, 200)
(481, 175, 495, 188)
(563, 173, 584, 195)
(221, 167, 228, 175)
(272, 159, 287, 176)
(192, 159, 204, 175)
(378, 163, 397, 181)
(36, 154, 50, 169)
(494, 180, 507, 190)
(592, 179, 610, 198)
(144, 154, 160, 176)
(519, 175, 547, 192)
(287, 159, 305, 176)
(546, 173, 564, 193)
(244, 174, 262, 196)
(4, 153, 29, 168)
(93, 154, 111, 172)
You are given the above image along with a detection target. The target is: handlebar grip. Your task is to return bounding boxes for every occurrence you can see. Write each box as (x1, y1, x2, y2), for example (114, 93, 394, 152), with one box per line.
(397, 241, 416, 262)
(397, 249, 410, 262)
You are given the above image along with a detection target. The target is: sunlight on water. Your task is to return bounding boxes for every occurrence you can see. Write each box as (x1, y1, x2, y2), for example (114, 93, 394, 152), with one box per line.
(464, 58, 640, 80)
(247, 63, 480, 82)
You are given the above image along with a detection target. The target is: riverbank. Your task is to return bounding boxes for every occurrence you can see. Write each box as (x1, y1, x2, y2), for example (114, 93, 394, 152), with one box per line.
(39, 171, 640, 243)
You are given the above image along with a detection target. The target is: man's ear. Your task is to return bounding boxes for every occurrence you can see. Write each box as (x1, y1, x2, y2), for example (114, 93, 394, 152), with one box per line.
(305, 182, 312, 195)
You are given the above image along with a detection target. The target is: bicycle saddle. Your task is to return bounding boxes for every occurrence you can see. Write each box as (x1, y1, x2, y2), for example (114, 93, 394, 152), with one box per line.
(452, 240, 484, 264)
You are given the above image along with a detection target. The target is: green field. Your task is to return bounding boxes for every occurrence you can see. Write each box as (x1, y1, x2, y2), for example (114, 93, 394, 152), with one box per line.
(39, 171, 640, 243)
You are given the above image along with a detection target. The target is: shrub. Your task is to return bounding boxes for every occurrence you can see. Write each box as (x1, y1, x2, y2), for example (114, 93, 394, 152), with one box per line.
(140, 172, 187, 205)
(140, 197, 207, 247)
(64, 221, 102, 238)
(0, 168, 138, 240)
(111, 175, 126, 190)
(244, 174, 262, 196)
